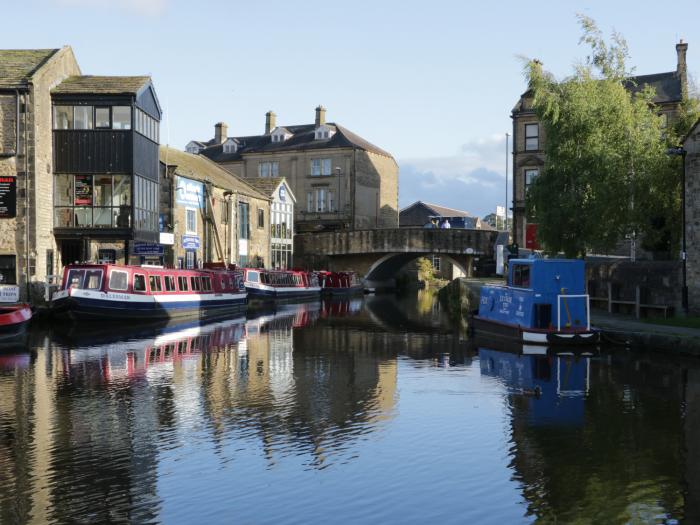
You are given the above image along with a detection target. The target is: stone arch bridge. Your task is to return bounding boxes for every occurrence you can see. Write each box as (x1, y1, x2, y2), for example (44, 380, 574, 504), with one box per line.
(294, 228, 499, 289)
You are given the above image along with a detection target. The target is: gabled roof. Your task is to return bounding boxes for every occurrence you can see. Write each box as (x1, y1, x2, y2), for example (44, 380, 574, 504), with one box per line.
(159, 146, 268, 200)
(400, 201, 476, 218)
(246, 177, 297, 203)
(0, 49, 60, 88)
(53, 75, 152, 95)
(624, 71, 682, 104)
(194, 122, 393, 162)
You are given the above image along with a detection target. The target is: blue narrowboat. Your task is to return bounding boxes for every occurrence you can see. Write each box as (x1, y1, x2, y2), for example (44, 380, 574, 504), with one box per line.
(471, 258, 599, 345)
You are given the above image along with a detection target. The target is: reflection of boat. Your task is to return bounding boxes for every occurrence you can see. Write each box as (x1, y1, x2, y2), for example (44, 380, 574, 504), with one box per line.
(479, 346, 591, 426)
(242, 268, 321, 299)
(316, 271, 364, 295)
(471, 258, 599, 345)
(0, 303, 32, 342)
(51, 263, 247, 321)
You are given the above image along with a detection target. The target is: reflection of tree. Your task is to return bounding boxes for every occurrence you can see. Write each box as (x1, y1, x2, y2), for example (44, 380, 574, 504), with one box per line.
(508, 355, 686, 522)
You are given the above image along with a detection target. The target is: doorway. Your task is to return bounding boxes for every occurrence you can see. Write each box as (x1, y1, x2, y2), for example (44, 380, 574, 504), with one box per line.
(60, 240, 83, 267)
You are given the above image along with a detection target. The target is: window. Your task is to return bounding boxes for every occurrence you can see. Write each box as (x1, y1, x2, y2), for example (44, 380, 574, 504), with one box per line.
(73, 106, 93, 129)
(431, 255, 441, 271)
(149, 275, 162, 292)
(525, 123, 539, 151)
(164, 276, 176, 291)
(0, 255, 17, 285)
(524, 169, 539, 191)
(258, 161, 279, 178)
(258, 208, 265, 228)
(190, 276, 201, 291)
(178, 276, 188, 291)
(66, 269, 85, 289)
(109, 270, 128, 291)
(112, 106, 131, 130)
(98, 249, 116, 263)
(95, 107, 110, 128)
(133, 274, 146, 292)
(201, 276, 212, 291)
(46, 249, 54, 278)
(221, 199, 229, 224)
(512, 265, 531, 287)
(310, 158, 332, 176)
(54, 106, 73, 129)
(223, 140, 237, 153)
(185, 250, 196, 269)
(54, 174, 132, 229)
(238, 202, 250, 239)
(328, 190, 335, 212)
(186, 208, 197, 234)
(307, 192, 313, 212)
(84, 270, 102, 290)
(247, 271, 259, 283)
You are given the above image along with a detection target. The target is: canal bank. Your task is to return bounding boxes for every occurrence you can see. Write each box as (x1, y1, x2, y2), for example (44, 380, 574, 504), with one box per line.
(440, 277, 700, 357)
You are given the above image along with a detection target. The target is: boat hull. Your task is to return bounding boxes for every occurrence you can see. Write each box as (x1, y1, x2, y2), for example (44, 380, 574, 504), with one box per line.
(51, 289, 247, 321)
(321, 285, 364, 296)
(470, 314, 599, 346)
(245, 283, 321, 300)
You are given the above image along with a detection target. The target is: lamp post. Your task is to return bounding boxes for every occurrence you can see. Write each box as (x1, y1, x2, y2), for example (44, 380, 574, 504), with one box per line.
(667, 146, 688, 314)
(505, 132, 510, 232)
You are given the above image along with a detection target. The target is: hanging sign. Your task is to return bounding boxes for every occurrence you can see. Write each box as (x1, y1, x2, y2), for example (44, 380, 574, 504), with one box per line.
(182, 235, 200, 250)
(0, 177, 16, 218)
(0, 285, 19, 303)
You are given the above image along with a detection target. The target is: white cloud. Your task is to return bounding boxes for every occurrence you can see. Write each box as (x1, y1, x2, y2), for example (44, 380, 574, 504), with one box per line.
(54, 0, 167, 16)
(398, 134, 511, 218)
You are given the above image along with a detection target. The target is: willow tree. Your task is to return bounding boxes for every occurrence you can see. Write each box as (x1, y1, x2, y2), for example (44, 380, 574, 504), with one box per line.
(524, 16, 693, 257)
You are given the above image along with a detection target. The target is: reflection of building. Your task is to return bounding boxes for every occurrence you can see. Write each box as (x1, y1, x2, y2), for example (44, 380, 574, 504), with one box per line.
(159, 146, 270, 268)
(189, 107, 399, 232)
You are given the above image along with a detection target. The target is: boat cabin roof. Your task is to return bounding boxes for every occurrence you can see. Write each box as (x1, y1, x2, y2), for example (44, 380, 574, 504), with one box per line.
(507, 258, 585, 294)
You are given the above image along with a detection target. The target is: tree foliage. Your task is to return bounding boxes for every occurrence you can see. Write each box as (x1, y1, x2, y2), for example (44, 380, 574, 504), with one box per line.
(524, 15, 697, 257)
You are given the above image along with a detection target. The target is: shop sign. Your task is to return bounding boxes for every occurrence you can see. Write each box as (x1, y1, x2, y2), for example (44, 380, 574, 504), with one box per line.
(131, 242, 164, 255)
(0, 285, 19, 303)
(176, 176, 204, 208)
(0, 177, 16, 218)
(159, 232, 175, 245)
(182, 235, 200, 250)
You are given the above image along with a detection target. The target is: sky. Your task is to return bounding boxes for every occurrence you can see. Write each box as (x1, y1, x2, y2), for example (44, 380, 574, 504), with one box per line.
(2, 0, 699, 217)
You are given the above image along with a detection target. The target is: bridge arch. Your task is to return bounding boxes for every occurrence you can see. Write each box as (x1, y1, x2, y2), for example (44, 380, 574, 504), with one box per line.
(364, 252, 469, 282)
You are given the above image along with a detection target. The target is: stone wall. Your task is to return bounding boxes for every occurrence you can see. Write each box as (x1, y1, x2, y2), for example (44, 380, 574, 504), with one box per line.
(685, 122, 700, 314)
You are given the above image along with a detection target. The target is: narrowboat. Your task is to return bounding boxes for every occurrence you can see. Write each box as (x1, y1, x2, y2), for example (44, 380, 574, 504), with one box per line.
(51, 263, 247, 321)
(242, 268, 321, 299)
(470, 258, 599, 345)
(316, 271, 364, 295)
(0, 304, 32, 342)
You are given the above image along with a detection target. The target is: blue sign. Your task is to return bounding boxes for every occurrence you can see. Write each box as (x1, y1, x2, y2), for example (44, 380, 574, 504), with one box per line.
(132, 243, 164, 255)
(176, 176, 204, 208)
(279, 185, 286, 202)
(182, 235, 200, 250)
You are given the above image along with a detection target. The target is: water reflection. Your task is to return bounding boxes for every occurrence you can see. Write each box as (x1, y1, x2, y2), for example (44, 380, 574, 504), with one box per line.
(0, 294, 698, 523)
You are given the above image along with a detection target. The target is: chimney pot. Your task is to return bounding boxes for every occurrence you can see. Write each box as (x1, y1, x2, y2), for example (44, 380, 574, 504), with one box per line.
(315, 105, 326, 126)
(214, 122, 228, 144)
(265, 110, 277, 134)
(677, 41, 688, 100)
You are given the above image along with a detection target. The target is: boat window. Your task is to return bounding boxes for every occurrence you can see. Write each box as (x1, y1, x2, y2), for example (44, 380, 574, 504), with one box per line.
(66, 269, 85, 289)
(202, 276, 212, 291)
(149, 275, 162, 292)
(178, 276, 188, 291)
(134, 274, 146, 292)
(85, 270, 103, 290)
(164, 276, 176, 292)
(247, 271, 259, 283)
(221, 276, 227, 289)
(512, 265, 531, 287)
(109, 270, 128, 291)
(190, 276, 201, 291)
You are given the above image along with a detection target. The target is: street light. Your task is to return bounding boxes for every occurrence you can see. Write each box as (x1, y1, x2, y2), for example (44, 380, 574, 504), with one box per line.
(667, 146, 688, 314)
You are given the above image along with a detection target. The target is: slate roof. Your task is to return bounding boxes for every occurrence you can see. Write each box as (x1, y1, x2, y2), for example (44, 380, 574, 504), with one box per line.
(623, 71, 682, 104)
(53, 75, 151, 95)
(0, 49, 59, 88)
(399, 201, 493, 230)
(401, 201, 476, 219)
(159, 146, 268, 200)
(196, 122, 393, 162)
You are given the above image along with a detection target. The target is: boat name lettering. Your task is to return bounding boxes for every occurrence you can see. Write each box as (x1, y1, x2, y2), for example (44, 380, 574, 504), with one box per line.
(107, 293, 130, 300)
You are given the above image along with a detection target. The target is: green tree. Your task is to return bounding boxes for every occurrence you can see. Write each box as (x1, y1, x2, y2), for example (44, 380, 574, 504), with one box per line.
(524, 15, 697, 257)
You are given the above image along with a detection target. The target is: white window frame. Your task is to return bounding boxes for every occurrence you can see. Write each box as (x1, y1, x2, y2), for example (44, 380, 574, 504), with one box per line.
(108, 269, 129, 291)
(525, 123, 539, 151)
(186, 208, 197, 234)
(258, 161, 279, 178)
(524, 168, 539, 191)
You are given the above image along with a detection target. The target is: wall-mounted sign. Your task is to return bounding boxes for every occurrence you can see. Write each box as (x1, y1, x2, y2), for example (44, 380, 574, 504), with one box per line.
(159, 232, 174, 245)
(182, 234, 200, 250)
(279, 185, 286, 202)
(131, 242, 164, 255)
(176, 176, 204, 208)
(0, 177, 16, 218)
(0, 285, 19, 303)
(74, 175, 93, 205)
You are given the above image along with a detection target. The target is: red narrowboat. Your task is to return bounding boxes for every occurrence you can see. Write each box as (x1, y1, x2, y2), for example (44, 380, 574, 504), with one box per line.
(51, 263, 247, 321)
(316, 271, 364, 295)
(0, 304, 32, 341)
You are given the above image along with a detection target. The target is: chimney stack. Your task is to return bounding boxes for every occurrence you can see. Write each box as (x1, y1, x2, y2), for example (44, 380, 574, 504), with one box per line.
(677, 40, 688, 100)
(315, 105, 326, 126)
(214, 122, 228, 144)
(265, 110, 276, 134)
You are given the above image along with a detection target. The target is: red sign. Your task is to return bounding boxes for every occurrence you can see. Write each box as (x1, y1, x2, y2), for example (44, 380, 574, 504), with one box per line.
(525, 223, 540, 250)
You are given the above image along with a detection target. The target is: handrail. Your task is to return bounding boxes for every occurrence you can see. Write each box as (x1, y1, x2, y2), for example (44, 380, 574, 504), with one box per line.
(556, 294, 590, 331)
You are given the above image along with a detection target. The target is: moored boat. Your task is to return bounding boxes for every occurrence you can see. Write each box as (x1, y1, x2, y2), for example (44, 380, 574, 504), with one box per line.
(242, 268, 321, 299)
(470, 258, 599, 345)
(316, 271, 364, 295)
(0, 303, 32, 341)
(51, 263, 247, 321)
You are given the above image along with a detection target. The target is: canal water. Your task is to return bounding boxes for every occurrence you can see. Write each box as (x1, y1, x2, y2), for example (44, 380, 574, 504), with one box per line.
(0, 291, 698, 524)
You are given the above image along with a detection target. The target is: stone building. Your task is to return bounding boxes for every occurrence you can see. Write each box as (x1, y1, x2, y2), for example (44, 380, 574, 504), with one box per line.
(187, 106, 399, 233)
(511, 41, 689, 249)
(0, 47, 80, 301)
(245, 177, 296, 269)
(683, 119, 700, 313)
(159, 146, 271, 269)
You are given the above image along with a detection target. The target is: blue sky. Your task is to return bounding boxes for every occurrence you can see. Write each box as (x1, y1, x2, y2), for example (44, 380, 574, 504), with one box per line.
(2, 0, 699, 217)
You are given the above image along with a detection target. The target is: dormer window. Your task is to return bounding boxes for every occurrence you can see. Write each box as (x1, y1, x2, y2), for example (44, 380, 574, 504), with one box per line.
(222, 139, 237, 154)
(314, 124, 335, 140)
(271, 127, 292, 143)
(185, 141, 201, 154)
